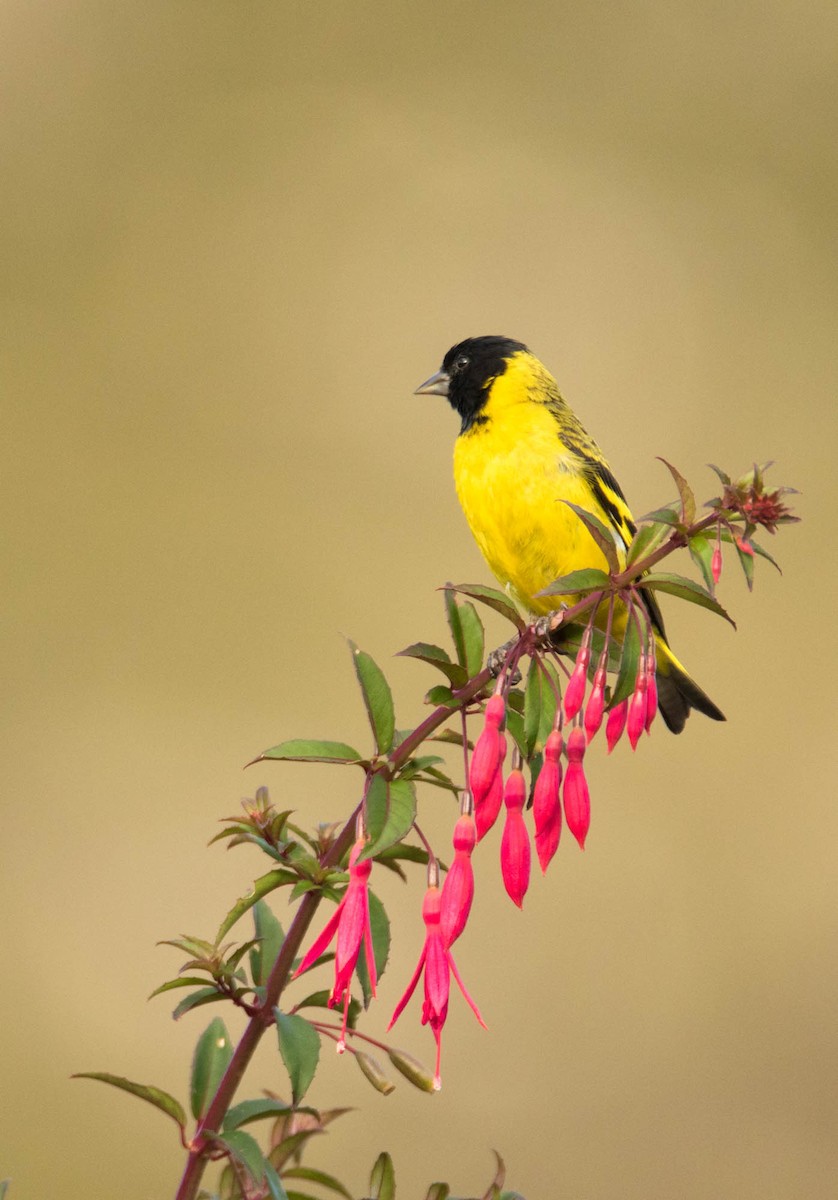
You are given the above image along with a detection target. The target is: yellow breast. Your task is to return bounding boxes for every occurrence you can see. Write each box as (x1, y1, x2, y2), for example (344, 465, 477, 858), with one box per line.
(453, 363, 625, 615)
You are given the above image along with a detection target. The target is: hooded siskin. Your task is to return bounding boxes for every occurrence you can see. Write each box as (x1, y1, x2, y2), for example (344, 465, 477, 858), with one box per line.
(416, 335, 724, 733)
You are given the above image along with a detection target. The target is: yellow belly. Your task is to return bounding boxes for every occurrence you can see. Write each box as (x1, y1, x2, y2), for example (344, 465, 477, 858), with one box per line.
(453, 403, 626, 616)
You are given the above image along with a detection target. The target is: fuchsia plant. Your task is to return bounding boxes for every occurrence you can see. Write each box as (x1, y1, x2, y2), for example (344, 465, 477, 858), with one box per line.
(73, 463, 796, 1200)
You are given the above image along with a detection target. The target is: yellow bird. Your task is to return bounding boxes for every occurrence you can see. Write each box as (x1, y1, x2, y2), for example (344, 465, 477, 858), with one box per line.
(416, 335, 724, 733)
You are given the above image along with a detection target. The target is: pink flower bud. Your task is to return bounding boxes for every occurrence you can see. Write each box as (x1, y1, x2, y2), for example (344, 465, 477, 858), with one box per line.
(468, 693, 505, 807)
(533, 729, 563, 873)
(735, 535, 754, 556)
(644, 659, 658, 733)
(711, 543, 723, 584)
(500, 767, 531, 907)
(627, 664, 648, 750)
(584, 664, 607, 742)
(606, 699, 628, 752)
(440, 813, 476, 947)
(563, 633, 592, 721)
(474, 732, 506, 840)
(563, 727, 590, 849)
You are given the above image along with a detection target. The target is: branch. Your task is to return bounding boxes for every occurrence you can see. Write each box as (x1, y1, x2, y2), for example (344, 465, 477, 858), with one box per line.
(174, 806, 361, 1200)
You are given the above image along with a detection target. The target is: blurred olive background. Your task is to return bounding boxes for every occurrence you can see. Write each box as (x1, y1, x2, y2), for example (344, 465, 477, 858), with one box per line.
(2, 1, 836, 1196)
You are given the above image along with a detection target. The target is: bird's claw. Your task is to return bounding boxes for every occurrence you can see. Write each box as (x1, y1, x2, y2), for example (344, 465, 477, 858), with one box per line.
(486, 638, 521, 683)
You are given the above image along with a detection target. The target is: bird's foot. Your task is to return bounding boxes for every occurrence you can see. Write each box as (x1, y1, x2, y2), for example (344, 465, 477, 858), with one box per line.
(530, 605, 568, 647)
(487, 637, 521, 683)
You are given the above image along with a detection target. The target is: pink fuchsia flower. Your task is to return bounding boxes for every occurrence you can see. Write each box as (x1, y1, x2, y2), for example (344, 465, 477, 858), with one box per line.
(500, 754, 531, 907)
(606, 698, 628, 752)
(627, 656, 648, 750)
(294, 835, 376, 1050)
(440, 799, 476, 947)
(711, 535, 723, 585)
(475, 729, 507, 841)
(583, 658, 607, 743)
(563, 726, 591, 849)
(468, 692, 505, 807)
(644, 647, 658, 733)
(388, 878, 486, 1090)
(563, 627, 592, 721)
(533, 729, 563, 873)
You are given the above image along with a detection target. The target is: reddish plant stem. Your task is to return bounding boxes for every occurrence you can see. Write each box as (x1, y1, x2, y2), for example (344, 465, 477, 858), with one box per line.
(176, 511, 718, 1198)
(174, 807, 360, 1200)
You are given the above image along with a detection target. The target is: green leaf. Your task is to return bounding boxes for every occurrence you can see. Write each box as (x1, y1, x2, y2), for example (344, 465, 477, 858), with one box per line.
(369, 1152, 396, 1200)
(637, 572, 736, 626)
(159, 935, 216, 959)
(249, 900, 285, 987)
(429, 728, 473, 749)
(361, 776, 417, 861)
(522, 658, 558, 758)
(560, 501, 620, 573)
(255, 739, 363, 765)
(657, 457, 696, 524)
(504, 706, 526, 760)
(733, 537, 755, 590)
(523, 658, 542, 759)
(215, 869, 298, 944)
(444, 585, 467, 666)
(447, 583, 526, 631)
(457, 599, 485, 676)
(688, 534, 715, 592)
(275, 1011, 321, 1105)
(71, 1072, 186, 1130)
(374, 843, 429, 866)
(396, 642, 467, 686)
(148, 975, 219, 999)
(537, 567, 611, 597)
(349, 641, 395, 755)
(425, 1186, 451, 1200)
(263, 1160, 291, 1200)
(206, 1129, 266, 1184)
(424, 684, 459, 708)
(611, 613, 642, 706)
(355, 889, 390, 1006)
(414, 767, 459, 795)
(173, 987, 226, 1021)
(626, 519, 673, 566)
(707, 462, 732, 487)
(293, 989, 361, 1030)
(481, 1151, 507, 1200)
(633, 502, 682, 527)
(190, 1018, 233, 1119)
(283, 1166, 353, 1199)
(222, 1098, 296, 1132)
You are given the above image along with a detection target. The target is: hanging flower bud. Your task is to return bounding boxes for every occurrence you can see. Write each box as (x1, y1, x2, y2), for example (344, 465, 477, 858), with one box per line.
(475, 732, 507, 841)
(468, 693, 505, 807)
(533, 729, 563, 873)
(440, 797, 477, 947)
(605, 698, 628, 753)
(500, 753, 530, 907)
(563, 628, 592, 721)
(627, 656, 648, 750)
(644, 653, 658, 734)
(584, 659, 607, 743)
(711, 536, 723, 585)
(563, 726, 591, 849)
(735, 535, 754, 556)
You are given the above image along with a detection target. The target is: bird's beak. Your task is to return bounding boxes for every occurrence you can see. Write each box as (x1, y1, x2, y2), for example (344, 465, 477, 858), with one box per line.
(414, 369, 450, 397)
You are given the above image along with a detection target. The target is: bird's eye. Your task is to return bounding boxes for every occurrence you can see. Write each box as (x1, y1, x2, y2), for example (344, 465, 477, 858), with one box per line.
(454, 355, 470, 372)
